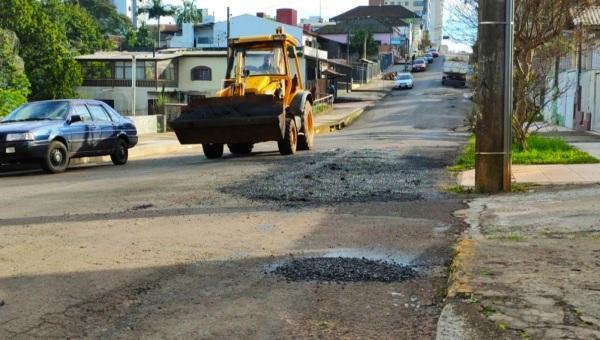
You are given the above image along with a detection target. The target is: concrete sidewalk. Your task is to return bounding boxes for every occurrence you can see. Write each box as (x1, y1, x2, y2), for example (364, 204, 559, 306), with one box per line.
(458, 164, 600, 186)
(438, 187, 600, 339)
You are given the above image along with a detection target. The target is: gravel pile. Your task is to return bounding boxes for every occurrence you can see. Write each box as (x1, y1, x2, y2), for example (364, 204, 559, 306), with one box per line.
(225, 149, 442, 204)
(271, 257, 417, 283)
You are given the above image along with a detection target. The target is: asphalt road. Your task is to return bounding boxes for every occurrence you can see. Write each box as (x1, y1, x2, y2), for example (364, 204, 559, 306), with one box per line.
(0, 59, 472, 339)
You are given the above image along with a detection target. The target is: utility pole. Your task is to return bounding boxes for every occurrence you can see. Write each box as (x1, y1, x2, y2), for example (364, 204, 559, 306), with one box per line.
(226, 7, 231, 42)
(131, 55, 137, 116)
(475, 0, 513, 193)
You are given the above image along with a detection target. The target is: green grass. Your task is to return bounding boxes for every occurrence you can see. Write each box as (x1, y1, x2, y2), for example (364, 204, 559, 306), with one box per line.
(313, 103, 332, 115)
(449, 135, 600, 171)
(442, 184, 475, 194)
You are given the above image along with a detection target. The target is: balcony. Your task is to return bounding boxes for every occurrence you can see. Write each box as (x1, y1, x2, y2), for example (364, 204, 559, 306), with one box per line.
(81, 79, 178, 88)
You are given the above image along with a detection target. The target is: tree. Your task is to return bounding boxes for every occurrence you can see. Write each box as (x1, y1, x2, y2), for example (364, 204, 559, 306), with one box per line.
(510, 0, 592, 149)
(138, 0, 175, 50)
(449, 0, 594, 149)
(0, 29, 30, 116)
(419, 31, 432, 51)
(124, 23, 155, 49)
(350, 30, 378, 60)
(175, 0, 203, 27)
(44, 0, 110, 53)
(75, 0, 132, 35)
(0, 0, 108, 100)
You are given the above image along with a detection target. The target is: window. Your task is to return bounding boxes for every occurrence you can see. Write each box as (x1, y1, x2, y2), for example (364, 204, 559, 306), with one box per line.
(135, 61, 156, 80)
(82, 61, 112, 80)
(158, 60, 176, 80)
(74, 105, 93, 122)
(88, 105, 112, 123)
(191, 66, 212, 81)
(414, 0, 424, 6)
(115, 61, 132, 80)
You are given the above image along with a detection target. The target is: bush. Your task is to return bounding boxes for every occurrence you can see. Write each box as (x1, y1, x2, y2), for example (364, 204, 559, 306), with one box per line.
(0, 89, 28, 117)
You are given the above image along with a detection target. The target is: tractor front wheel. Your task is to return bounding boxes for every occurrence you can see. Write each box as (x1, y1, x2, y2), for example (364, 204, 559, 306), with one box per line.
(202, 143, 224, 159)
(278, 118, 297, 155)
(298, 102, 315, 151)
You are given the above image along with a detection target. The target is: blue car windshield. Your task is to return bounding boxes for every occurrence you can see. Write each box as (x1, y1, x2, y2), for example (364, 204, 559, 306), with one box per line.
(2, 101, 70, 122)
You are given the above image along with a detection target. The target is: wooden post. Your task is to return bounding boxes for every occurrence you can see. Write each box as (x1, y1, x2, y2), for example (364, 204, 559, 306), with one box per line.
(475, 0, 513, 193)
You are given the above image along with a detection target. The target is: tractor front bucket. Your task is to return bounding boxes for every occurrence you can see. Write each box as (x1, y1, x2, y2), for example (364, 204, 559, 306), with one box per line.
(171, 95, 285, 145)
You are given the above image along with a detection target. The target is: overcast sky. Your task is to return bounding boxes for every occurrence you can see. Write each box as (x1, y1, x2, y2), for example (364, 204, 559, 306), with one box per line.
(162, 0, 368, 23)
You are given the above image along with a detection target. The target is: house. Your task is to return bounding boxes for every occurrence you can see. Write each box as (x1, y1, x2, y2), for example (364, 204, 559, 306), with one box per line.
(76, 50, 228, 116)
(542, 7, 600, 132)
(369, 0, 445, 48)
(316, 5, 420, 70)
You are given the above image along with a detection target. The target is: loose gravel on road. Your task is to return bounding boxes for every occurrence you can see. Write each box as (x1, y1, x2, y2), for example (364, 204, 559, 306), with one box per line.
(270, 257, 418, 283)
(225, 149, 446, 205)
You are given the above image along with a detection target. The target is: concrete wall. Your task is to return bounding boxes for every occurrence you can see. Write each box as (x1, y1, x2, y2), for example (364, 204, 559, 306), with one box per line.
(178, 55, 228, 96)
(77, 86, 173, 117)
(543, 70, 577, 129)
(169, 23, 195, 48)
(197, 14, 305, 49)
(128, 115, 158, 135)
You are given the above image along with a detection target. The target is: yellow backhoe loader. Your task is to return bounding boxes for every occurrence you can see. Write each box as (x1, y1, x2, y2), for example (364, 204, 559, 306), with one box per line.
(171, 27, 315, 159)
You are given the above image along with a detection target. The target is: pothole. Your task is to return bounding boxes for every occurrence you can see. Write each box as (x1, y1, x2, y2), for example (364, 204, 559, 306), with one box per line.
(269, 257, 418, 283)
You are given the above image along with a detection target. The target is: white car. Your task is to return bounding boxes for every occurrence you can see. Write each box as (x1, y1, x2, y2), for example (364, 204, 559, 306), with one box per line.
(394, 73, 414, 90)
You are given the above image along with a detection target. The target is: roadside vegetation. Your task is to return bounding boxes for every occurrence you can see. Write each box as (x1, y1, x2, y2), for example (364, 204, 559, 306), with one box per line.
(450, 135, 600, 171)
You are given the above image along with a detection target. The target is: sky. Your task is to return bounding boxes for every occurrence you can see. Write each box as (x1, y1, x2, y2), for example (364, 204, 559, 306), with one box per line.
(163, 0, 367, 22)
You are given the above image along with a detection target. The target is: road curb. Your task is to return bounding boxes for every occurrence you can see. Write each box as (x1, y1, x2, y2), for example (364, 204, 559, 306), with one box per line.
(314, 107, 368, 135)
(71, 144, 196, 166)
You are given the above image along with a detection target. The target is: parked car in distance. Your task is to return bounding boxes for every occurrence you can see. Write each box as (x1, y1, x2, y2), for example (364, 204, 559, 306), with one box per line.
(0, 100, 138, 173)
(428, 48, 439, 58)
(424, 53, 434, 63)
(412, 59, 428, 72)
(394, 73, 414, 90)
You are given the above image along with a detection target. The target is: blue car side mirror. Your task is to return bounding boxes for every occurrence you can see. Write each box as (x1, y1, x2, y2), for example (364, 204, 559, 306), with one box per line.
(69, 115, 82, 124)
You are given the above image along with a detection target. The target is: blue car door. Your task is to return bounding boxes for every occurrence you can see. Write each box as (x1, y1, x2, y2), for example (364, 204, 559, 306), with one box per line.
(87, 104, 117, 152)
(67, 104, 95, 155)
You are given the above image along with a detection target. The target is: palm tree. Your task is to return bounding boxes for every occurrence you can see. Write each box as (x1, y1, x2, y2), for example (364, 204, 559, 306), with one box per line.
(138, 0, 175, 50)
(175, 0, 203, 27)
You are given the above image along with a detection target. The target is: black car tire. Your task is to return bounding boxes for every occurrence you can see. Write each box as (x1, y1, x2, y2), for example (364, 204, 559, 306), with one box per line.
(297, 102, 315, 151)
(202, 143, 224, 159)
(41, 141, 70, 174)
(228, 143, 254, 155)
(111, 138, 129, 165)
(278, 118, 297, 155)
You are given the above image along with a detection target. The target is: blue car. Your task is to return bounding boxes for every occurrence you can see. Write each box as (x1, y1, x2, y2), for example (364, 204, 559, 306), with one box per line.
(0, 100, 138, 173)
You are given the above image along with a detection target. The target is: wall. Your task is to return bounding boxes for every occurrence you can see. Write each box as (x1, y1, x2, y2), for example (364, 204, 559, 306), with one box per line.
(128, 115, 158, 135)
(177, 54, 228, 96)
(198, 14, 305, 49)
(168, 23, 195, 48)
(543, 70, 577, 129)
(77, 86, 167, 116)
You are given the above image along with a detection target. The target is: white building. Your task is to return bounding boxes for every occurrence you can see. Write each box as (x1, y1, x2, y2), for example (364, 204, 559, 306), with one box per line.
(369, 0, 444, 48)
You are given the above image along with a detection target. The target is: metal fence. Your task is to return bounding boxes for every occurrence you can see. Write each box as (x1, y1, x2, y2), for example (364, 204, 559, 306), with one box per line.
(351, 61, 382, 85)
(312, 95, 334, 115)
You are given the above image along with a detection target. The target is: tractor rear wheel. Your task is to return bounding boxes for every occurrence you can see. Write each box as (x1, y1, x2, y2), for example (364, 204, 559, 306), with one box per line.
(228, 143, 254, 155)
(278, 118, 297, 155)
(297, 102, 315, 151)
(202, 143, 224, 159)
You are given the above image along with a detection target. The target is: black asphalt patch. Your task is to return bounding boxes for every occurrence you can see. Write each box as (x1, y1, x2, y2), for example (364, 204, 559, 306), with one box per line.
(270, 257, 418, 283)
(224, 149, 443, 205)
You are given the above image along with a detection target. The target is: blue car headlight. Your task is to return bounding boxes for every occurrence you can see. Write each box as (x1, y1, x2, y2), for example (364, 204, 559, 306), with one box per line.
(6, 132, 35, 142)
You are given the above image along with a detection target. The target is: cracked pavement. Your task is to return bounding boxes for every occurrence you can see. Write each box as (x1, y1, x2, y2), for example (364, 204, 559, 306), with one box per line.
(0, 61, 471, 339)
